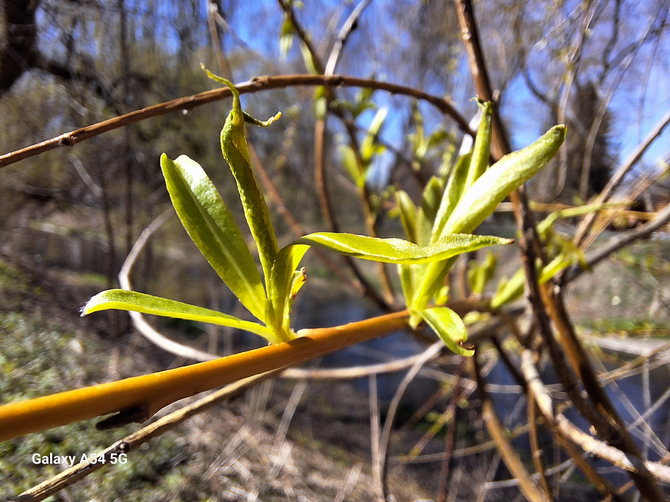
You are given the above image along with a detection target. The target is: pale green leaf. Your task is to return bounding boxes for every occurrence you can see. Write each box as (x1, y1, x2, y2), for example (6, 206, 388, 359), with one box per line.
(82, 289, 273, 340)
(395, 190, 418, 243)
(361, 108, 388, 163)
(431, 152, 471, 243)
(443, 125, 566, 235)
(489, 255, 572, 309)
(160, 154, 266, 321)
(418, 176, 444, 245)
(419, 307, 474, 356)
(465, 100, 492, 189)
(296, 232, 512, 264)
(340, 144, 363, 187)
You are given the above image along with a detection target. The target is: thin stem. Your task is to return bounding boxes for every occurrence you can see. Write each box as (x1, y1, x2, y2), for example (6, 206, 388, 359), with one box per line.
(471, 354, 549, 502)
(0, 74, 472, 169)
(573, 107, 670, 245)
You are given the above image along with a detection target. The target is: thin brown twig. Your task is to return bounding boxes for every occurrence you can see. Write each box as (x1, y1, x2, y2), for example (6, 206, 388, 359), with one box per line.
(573, 107, 670, 245)
(378, 341, 445, 493)
(539, 283, 668, 501)
(0, 74, 472, 169)
(521, 350, 670, 487)
(287, 0, 396, 310)
(369, 373, 384, 502)
(527, 393, 552, 499)
(277, 0, 326, 75)
(324, 0, 373, 76)
(206, 0, 232, 80)
(437, 359, 465, 502)
(471, 354, 550, 502)
(563, 202, 670, 283)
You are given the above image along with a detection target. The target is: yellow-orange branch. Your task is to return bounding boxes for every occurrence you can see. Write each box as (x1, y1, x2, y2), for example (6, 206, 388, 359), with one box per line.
(0, 310, 409, 442)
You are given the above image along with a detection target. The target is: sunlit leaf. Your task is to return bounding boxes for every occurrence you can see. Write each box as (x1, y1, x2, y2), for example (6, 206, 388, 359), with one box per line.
(279, 17, 295, 58)
(465, 100, 492, 189)
(468, 251, 496, 296)
(297, 232, 512, 264)
(396, 190, 418, 243)
(418, 176, 444, 245)
(161, 154, 266, 321)
(419, 307, 474, 356)
(431, 152, 471, 243)
(361, 108, 388, 163)
(490, 254, 572, 309)
(443, 125, 566, 235)
(340, 144, 363, 187)
(82, 289, 273, 340)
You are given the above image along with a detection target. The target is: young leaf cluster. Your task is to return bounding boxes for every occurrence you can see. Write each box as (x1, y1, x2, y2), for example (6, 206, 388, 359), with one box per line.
(395, 100, 566, 353)
(83, 72, 534, 352)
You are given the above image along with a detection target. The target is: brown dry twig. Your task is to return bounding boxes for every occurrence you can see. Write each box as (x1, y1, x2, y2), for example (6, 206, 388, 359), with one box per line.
(521, 350, 670, 485)
(0, 74, 472, 169)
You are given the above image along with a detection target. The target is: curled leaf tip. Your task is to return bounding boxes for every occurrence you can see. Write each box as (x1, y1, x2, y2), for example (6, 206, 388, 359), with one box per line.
(201, 63, 235, 91)
(243, 110, 282, 127)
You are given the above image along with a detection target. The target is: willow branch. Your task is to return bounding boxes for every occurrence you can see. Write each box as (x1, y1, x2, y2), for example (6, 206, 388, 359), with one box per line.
(0, 74, 472, 169)
(0, 308, 410, 442)
(15, 370, 281, 502)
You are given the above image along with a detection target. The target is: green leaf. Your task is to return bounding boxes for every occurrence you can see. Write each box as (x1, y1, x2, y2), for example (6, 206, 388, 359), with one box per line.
(299, 41, 319, 75)
(489, 255, 572, 309)
(160, 154, 266, 321)
(340, 144, 363, 187)
(468, 251, 496, 296)
(204, 66, 281, 283)
(442, 125, 566, 235)
(465, 100, 492, 189)
(82, 290, 274, 341)
(419, 307, 474, 356)
(267, 244, 310, 342)
(396, 190, 418, 243)
(398, 263, 416, 307)
(296, 232, 512, 264)
(418, 176, 445, 245)
(279, 17, 295, 58)
(361, 108, 388, 163)
(431, 152, 471, 243)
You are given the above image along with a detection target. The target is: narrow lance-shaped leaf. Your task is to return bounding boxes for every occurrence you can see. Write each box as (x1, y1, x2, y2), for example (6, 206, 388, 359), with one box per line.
(161, 154, 266, 321)
(464, 100, 492, 190)
(82, 290, 275, 341)
(395, 190, 418, 244)
(431, 152, 471, 244)
(418, 176, 445, 246)
(419, 307, 474, 357)
(204, 65, 281, 283)
(442, 125, 567, 235)
(361, 108, 388, 164)
(296, 232, 512, 264)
